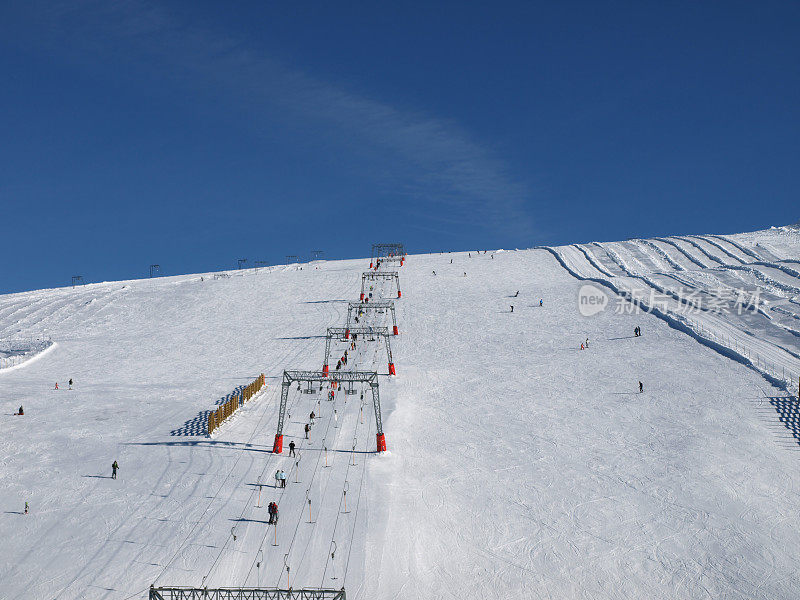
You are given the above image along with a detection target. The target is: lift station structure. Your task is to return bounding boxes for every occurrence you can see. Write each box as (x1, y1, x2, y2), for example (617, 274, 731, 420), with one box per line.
(323, 326, 396, 376)
(345, 301, 398, 336)
(360, 271, 401, 300)
(369, 243, 405, 269)
(272, 370, 386, 454)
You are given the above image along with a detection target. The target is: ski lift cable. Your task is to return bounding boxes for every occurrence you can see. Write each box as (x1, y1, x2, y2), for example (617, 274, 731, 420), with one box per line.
(203, 362, 310, 585)
(197, 338, 314, 585)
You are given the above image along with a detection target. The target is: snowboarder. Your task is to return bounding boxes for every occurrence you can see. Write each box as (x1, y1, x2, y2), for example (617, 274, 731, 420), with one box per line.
(639, 381, 644, 393)
(69, 378, 73, 390)
(17, 406, 23, 416)
(304, 423, 310, 439)
(288, 441, 296, 456)
(112, 460, 119, 479)
(268, 501, 278, 524)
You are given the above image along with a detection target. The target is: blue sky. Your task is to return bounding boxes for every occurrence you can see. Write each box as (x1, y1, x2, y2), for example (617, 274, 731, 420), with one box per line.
(1, 1, 798, 293)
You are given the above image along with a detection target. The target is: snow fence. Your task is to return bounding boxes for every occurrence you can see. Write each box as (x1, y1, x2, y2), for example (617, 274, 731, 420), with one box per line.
(207, 373, 266, 435)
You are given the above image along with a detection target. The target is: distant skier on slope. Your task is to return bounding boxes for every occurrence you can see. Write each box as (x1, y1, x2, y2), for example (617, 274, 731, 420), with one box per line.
(288, 441, 296, 457)
(17, 406, 23, 416)
(514, 291, 519, 297)
(639, 381, 644, 393)
(69, 378, 73, 390)
(112, 460, 119, 479)
(539, 299, 543, 307)
(304, 423, 310, 439)
(510, 306, 514, 312)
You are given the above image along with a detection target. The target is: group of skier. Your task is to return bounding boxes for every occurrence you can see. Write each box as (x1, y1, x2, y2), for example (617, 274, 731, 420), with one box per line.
(53, 378, 74, 391)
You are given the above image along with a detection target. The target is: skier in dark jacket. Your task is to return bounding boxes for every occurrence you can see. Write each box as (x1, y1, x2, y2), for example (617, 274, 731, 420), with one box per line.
(288, 441, 296, 457)
(304, 423, 310, 439)
(112, 460, 119, 479)
(268, 501, 278, 524)
(638, 381, 644, 393)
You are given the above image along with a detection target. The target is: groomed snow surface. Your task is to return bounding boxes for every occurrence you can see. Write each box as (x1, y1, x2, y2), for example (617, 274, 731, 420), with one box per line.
(2, 226, 800, 599)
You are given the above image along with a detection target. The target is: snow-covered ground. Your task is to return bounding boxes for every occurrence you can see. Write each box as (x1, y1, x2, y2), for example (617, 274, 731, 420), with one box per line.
(2, 225, 800, 599)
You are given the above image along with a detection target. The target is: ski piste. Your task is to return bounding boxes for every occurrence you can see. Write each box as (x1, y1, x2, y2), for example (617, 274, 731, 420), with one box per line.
(2, 225, 800, 599)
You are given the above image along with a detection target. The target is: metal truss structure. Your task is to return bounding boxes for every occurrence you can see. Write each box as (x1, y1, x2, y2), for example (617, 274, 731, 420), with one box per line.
(322, 326, 395, 376)
(369, 243, 405, 268)
(149, 587, 345, 600)
(272, 370, 386, 453)
(345, 301, 398, 336)
(360, 271, 400, 300)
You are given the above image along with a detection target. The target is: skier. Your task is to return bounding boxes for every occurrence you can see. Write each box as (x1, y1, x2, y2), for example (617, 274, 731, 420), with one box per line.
(54, 382, 59, 390)
(580, 343, 584, 350)
(432, 270, 436, 275)
(69, 378, 73, 390)
(514, 291, 519, 297)
(639, 381, 644, 393)
(268, 501, 278, 524)
(585, 337, 589, 348)
(304, 423, 310, 439)
(539, 299, 543, 307)
(112, 460, 119, 479)
(469, 253, 471, 258)
(310, 411, 315, 421)
(17, 406, 23, 416)
(450, 259, 453, 264)
(288, 441, 296, 457)
(510, 305, 514, 313)
(24, 502, 28, 515)
(463, 272, 467, 277)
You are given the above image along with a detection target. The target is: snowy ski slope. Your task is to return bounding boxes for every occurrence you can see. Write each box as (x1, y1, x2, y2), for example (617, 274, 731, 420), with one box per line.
(2, 225, 800, 599)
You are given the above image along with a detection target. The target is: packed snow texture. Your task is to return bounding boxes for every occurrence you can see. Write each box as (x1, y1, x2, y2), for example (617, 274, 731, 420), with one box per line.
(1, 226, 800, 599)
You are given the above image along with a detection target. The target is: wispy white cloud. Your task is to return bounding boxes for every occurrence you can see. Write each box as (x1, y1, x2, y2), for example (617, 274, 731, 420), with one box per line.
(21, 0, 536, 238)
